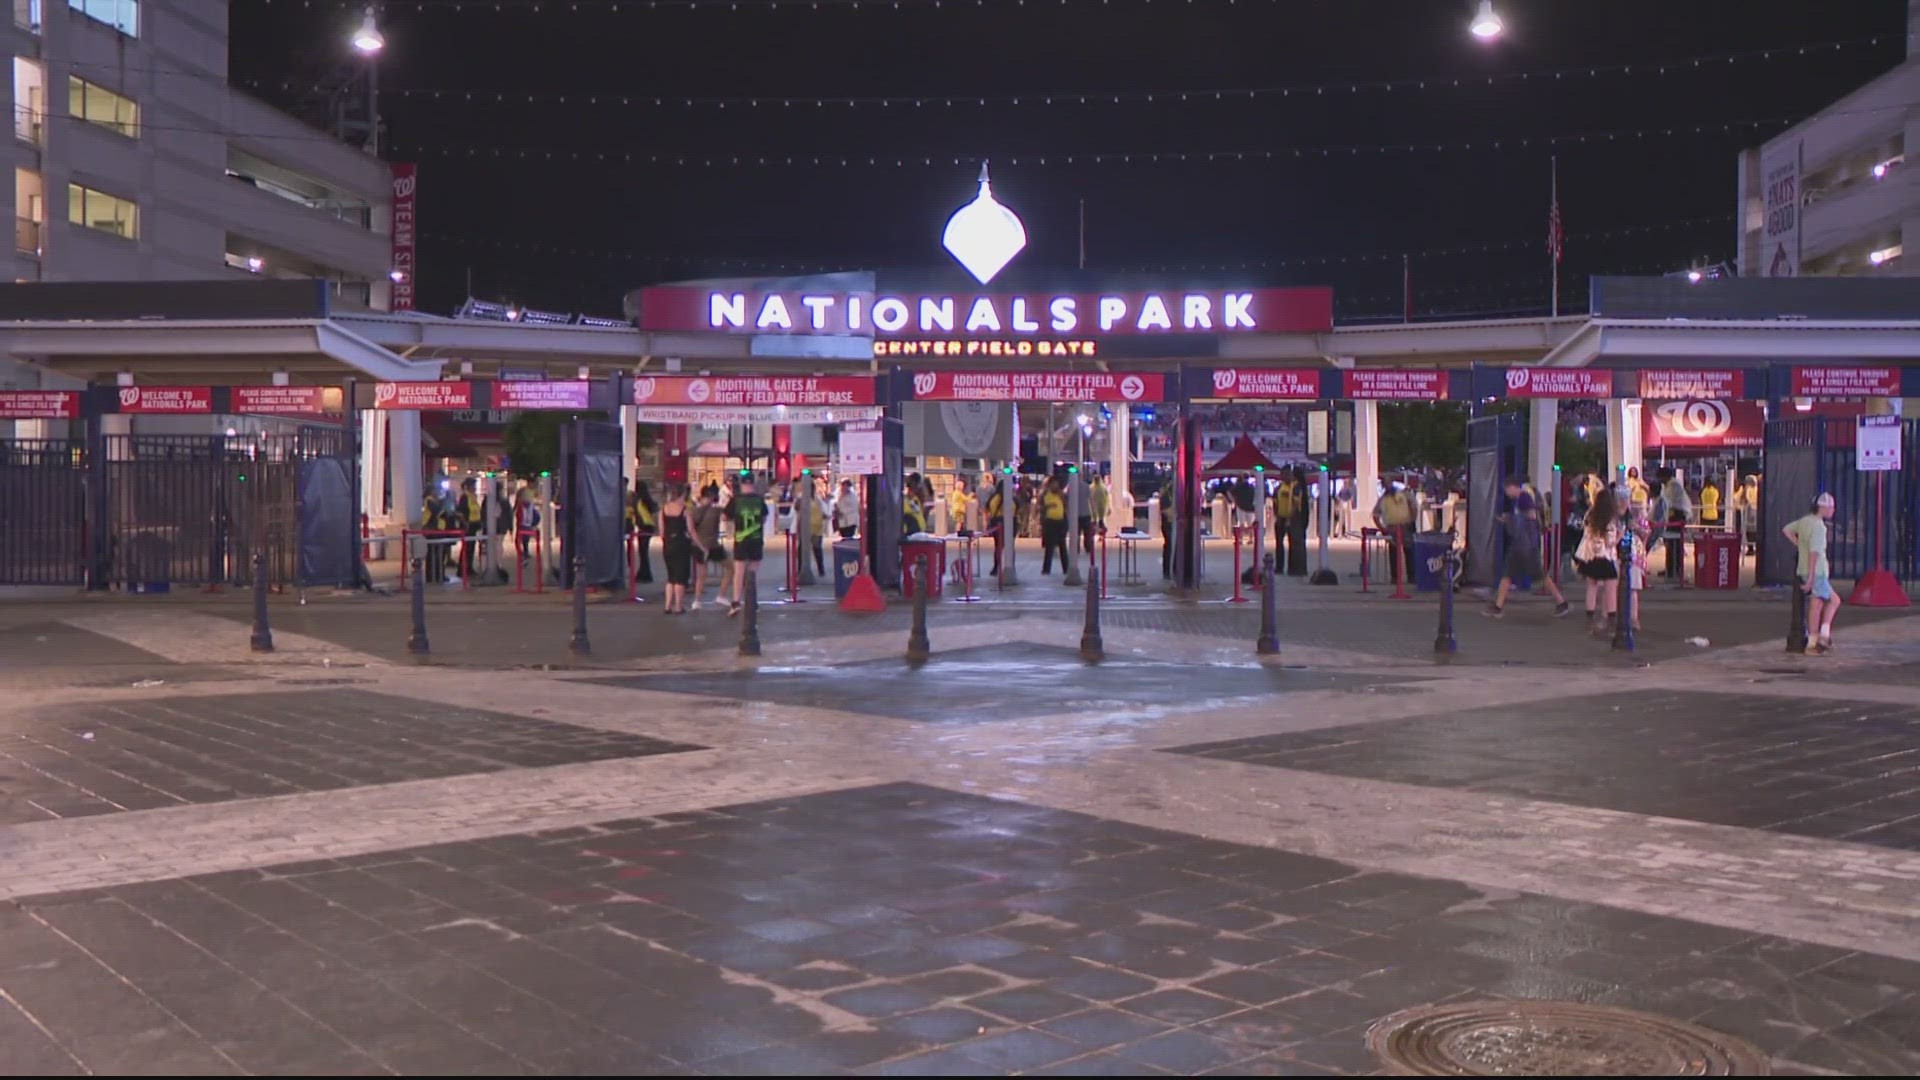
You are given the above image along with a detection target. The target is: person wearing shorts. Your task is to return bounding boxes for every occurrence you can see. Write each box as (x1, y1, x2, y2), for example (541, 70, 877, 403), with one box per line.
(726, 474, 769, 616)
(1783, 492, 1840, 655)
(1485, 476, 1571, 619)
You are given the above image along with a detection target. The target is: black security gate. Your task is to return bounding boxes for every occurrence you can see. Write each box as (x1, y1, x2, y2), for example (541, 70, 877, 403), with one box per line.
(1761, 417, 1920, 589)
(0, 425, 354, 590)
(558, 419, 625, 589)
(1464, 412, 1525, 587)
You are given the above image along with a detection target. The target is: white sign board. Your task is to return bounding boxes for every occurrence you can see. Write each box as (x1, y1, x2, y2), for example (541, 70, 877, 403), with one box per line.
(1760, 139, 1802, 278)
(1858, 415, 1902, 472)
(840, 428, 884, 475)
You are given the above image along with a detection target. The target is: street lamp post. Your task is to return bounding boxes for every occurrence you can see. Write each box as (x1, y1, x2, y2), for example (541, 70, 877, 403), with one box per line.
(351, 7, 384, 155)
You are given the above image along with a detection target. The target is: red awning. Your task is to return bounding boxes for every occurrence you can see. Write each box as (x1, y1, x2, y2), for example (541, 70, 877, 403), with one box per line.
(1205, 435, 1283, 476)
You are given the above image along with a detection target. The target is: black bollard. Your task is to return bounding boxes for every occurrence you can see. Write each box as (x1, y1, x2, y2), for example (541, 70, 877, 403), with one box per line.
(1610, 527, 1635, 653)
(249, 551, 274, 653)
(1787, 576, 1809, 654)
(906, 555, 931, 662)
(569, 554, 592, 657)
(406, 556, 430, 656)
(1080, 564, 1105, 661)
(1256, 554, 1280, 656)
(1434, 549, 1457, 654)
(739, 567, 762, 657)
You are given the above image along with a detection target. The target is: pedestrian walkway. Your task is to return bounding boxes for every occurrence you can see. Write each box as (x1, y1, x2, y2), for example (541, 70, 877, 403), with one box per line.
(0, 587, 1917, 1073)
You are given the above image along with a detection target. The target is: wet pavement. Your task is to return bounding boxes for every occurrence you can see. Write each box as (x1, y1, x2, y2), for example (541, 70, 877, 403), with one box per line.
(1, 587, 1918, 1074)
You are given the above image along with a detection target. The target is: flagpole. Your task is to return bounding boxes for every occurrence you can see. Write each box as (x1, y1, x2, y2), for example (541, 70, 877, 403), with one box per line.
(1550, 156, 1560, 318)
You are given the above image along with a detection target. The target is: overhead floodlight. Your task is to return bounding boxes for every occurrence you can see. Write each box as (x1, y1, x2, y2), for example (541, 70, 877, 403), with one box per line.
(942, 163, 1027, 285)
(351, 7, 385, 54)
(1869, 244, 1903, 266)
(1686, 269, 1703, 284)
(1469, 0, 1504, 39)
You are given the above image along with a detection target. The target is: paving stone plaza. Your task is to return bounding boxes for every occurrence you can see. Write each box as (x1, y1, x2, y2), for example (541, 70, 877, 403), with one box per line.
(2, 577, 1918, 1075)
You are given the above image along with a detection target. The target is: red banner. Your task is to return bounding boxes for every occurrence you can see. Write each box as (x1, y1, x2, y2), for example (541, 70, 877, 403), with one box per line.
(909, 371, 1165, 402)
(1502, 368, 1613, 398)
(495, 381, 592, 410)
(119, 386, 212, 414)
(373, 381, 473, 410)
(0, 390, 79, 419)
(1343, 369, 1447, 400)
(233, 386, 330, 415)
(637, 286, 1333, 336)
(1792, 366, 1900, 398)
(1207, 368, 1323, 400)
(1643, 400, 1767, 449)
(631, 376, 873, 407)
(1637, 369, 1744, 400)
(389, 163, 417, 311)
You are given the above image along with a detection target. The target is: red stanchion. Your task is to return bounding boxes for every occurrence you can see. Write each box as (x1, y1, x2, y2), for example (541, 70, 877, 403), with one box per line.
(1358, 527, 1374, 594)
(1226, 526, 1250, 604)
(512, 529, 544, 594)
(783, 532, 806, 604)
(1389, 525, 1410, 600)
(1851, 472, 1911, 607)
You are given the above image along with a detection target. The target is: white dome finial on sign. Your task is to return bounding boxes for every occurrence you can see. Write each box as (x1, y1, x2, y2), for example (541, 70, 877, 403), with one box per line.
(943, 162, 1027, 285)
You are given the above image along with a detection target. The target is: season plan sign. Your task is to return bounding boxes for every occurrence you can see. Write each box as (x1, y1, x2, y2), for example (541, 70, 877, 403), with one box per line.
(909, 371, 1165, 402)
(636, 287, 1334, 337)
(632, 377, 874, 407)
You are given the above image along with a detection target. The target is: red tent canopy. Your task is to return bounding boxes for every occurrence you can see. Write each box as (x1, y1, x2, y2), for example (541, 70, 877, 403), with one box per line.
(1205, 435, 1282, 476)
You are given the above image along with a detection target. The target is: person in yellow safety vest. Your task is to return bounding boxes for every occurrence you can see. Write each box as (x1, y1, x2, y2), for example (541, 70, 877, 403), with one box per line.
(1699, 477, 1721, 526)
(902, 472, 929, 536)
(1372, 480, 1416, 585)
(455, 478, 487, 581)
(805, 483, 827, 575)
(1272, 472, 1299, 572)
(420, 488, 453, 584)
(1040, 476, 1069, 575)
(1090, 476, 1110, 533)
(628, 480, 658, 585)
(985, 482, 1007, 575)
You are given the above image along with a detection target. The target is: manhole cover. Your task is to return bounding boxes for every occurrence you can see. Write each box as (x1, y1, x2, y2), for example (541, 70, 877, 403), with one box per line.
(1368, 1000, 1771, 1076)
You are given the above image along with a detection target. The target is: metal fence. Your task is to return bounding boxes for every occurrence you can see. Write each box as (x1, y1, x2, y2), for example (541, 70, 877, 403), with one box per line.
(0, 426, 352, 590)
(1760, 417, 1920, 589)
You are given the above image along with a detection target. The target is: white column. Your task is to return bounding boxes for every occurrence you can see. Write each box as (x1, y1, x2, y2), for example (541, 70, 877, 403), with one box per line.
(387, 409, 423, 527)
(102, 413, 131, 460)
(1528, 398, 1556, 506)
(619, 404, 639, 484)
(1107, 403, 1130, 530)
(1621, 400, 1643, 484)
(1353, 400, 1380, 527)
(1605, 398, 1629, 483)
(360, 410, 389, 524)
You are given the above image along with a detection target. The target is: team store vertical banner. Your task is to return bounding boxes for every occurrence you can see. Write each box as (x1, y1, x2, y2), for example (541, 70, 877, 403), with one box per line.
(389, 163, 418, 311)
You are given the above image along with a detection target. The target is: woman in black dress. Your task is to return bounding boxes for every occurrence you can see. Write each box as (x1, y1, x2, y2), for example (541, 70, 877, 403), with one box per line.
(659, 484, 693, 613)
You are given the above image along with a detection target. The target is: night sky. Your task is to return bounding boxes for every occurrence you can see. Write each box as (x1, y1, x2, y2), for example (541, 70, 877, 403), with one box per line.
(233, 0, 1911, 321)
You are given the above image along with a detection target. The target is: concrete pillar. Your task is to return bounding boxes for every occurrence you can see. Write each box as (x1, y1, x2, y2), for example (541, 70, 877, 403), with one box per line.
(101, 413, 130, 460)
(619, 404, 639, 486)
(1604, 399, 1643, 484)
(387, 408, 423, 527)
(1528, 398, 1556, 507)
(1353, 400, 1380, 527)
(360, 410, 388, 523)
(1107, 403, 1130, 530)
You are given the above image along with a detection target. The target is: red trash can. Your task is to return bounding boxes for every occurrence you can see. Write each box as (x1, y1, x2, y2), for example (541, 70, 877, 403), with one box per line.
(900, 539, 947, 599)
(1692, 532, 1741, 590)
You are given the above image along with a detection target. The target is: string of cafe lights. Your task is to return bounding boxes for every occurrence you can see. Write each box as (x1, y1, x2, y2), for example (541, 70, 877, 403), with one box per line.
(422, 214, 1735, 270)
(388, 119, 1800, 167)
(243, 37, 1891, 110)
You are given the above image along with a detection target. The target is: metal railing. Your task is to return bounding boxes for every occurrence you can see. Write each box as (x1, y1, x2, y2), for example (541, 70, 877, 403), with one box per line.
(15, 216, 40, 256)
(13, 104, 41, 146)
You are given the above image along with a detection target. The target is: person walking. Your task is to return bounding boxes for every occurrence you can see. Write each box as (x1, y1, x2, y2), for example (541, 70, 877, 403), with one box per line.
(726, 474, 769, 616)
(658, 484, 693, 613)
(1573, 486, 1620, 635)
(1485, 476, 1571, 619)
(690, 484, 726, 611)
(1271, 470, 1297, 573)
(1783, 492, 1841, 655)
(1040, 476, 1069, 575)
(833, 478, 861, 539)
(1284, 466, 1310, 577)
(628, 480, 658, 585)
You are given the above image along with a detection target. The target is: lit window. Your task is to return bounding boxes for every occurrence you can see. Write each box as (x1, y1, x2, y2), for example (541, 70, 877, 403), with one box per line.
(67, 183, 135, 239)
(67, 0, 135, 36)
(68, 77, 137, 138)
